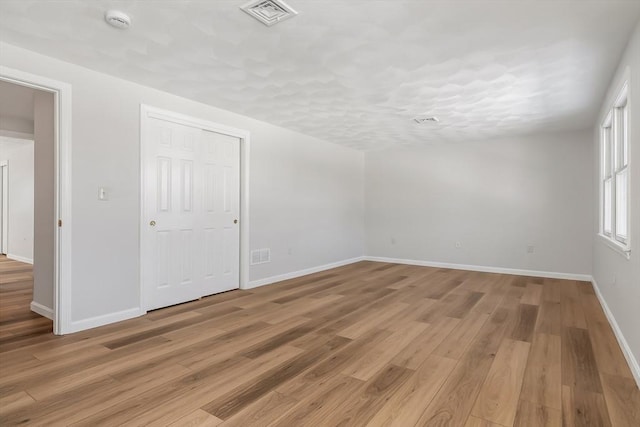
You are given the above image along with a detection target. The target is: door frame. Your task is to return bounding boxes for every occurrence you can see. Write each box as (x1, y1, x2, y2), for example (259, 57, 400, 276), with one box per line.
(0, 160, 8, 255)
(0, 66, 73, 335)
(139, 104, 251, 311)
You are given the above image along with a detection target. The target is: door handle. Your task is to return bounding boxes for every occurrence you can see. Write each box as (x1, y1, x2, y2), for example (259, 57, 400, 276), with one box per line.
(233, 219, 238, 224)
(150, 220, 156, 226)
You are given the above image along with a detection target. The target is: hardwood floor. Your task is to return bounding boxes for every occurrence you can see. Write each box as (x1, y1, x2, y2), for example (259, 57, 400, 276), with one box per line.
(0, 256, 52, 348)
(0, 259, 638, 426)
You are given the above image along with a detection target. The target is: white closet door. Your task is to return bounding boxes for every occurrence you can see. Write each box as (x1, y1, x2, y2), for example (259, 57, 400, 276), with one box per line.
(142, 116, 240, 311)
(201, 129, 240, 296)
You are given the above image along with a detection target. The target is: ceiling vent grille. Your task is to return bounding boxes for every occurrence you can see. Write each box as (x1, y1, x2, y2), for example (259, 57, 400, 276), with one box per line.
(104, 10, 131, 29)
(240, 0, 298, 26)
(413, 116, 440, 124)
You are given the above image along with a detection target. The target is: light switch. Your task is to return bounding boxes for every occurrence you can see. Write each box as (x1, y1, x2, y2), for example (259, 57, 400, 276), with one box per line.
(98, 187, 108, 201)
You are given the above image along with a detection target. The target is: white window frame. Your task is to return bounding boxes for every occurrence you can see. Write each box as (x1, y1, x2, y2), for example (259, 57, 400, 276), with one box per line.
(599, 79, 631, 259)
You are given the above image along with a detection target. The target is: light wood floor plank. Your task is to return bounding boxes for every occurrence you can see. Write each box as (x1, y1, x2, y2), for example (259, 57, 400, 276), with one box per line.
(561, 385, 611, 427)
(366, 354, 457, 427)
(513, 399, 561, 427)
(168, 409, 223, 427)
(269, 374, 365, 426)
(415, 306, 516, 426)
(218, 391, 298, 427)
(471, 338, 531, 426)
(600, 373, 640, 427)
(464, 416, 503, 427)
(519, 333, 562, 410)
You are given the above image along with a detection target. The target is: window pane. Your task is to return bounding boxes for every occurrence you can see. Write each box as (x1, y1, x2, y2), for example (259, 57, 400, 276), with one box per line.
(615, 168, 628, 240)
(614, 110, 622, 170)
(604, 178, 612, 234)
(614, 106, 628, 170)
(622, 106, 628, 167)
(603, 127, 611, 176)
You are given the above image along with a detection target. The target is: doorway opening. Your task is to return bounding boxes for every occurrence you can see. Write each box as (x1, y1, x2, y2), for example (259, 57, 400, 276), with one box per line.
(0, 67, 72, 335)
(0, 81, 55, 337)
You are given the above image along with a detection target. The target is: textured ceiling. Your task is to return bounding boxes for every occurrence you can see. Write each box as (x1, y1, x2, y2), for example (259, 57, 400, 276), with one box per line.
(1, 1, 639, 150)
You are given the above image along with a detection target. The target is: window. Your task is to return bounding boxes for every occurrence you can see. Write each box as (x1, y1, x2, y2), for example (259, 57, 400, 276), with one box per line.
(600, 81, 630, 255)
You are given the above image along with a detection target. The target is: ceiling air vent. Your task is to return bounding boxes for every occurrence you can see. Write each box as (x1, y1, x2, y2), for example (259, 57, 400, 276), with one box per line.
(104, 10, 131, 29)
(413, 116, 440, 124)
(240, 0, 298, 26)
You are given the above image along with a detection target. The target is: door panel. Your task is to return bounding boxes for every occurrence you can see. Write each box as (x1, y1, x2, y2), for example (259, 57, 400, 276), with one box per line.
(201, 129, 240, 296)
(142, 116, 240, 311)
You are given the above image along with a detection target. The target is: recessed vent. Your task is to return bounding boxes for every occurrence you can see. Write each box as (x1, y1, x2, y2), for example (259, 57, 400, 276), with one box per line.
(413, 116, 440, 124)
(240, 0, 298, 27)
(251, 248, 271, 265)
(104, 10, 131, 29)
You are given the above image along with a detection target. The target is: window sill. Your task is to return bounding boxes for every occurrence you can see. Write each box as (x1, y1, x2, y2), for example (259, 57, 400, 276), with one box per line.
(597, 234, 631, 260)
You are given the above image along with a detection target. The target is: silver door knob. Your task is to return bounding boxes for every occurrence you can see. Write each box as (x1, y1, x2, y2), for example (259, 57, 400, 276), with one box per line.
(150, 220, 156, 226)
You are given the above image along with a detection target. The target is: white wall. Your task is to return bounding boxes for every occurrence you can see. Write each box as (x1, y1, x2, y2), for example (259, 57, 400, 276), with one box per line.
(0, 42, 365, 328)
(32, 90, 55, 312)
(251, 133, 365, 281)
(592, 21, 640, 378)
(0, 116, 33, 136)
(365, 130, 593, 276)
(0, 137, 34, 262)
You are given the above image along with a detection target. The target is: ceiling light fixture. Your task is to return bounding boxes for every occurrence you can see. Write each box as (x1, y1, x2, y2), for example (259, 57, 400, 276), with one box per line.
(104, 10, 131, 29)
(413, 116, 440, 124)
(240, 0, 298, 27)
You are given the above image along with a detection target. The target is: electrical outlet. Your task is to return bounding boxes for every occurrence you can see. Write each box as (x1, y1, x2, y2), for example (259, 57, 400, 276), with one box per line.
(527, 245, 535, 254)
(98, 187, 108, 201)
(391, 237, 396, 245)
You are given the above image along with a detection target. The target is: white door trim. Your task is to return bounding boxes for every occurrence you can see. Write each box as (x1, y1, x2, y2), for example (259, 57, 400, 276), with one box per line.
(0, 66, 72, 335)
(0, 161, 8, 255)
(139, 104, 251, 312)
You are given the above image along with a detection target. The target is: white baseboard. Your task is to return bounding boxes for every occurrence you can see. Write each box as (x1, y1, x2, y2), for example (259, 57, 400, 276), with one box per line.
(244, 255, 591, 290)
(364, 256, 592, 281)
(245, 256, 366, 290)
(591, 277, 640, 388)
(30, 301, 53, 319)
(7, 253, 33, 264)
(64, 307, 145, 334)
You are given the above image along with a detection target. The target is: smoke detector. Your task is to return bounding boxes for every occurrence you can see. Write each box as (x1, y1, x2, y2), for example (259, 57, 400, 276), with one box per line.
(413, 116, 440, 124)
(240, 0, 298, 26)
(105, 10, 131, 29)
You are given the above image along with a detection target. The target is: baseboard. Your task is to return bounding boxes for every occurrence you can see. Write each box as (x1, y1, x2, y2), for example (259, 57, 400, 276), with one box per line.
(591, 277, 640, 388)
(30, 301, 53, 320)
(7, 253, 33, 264)
(245, 256, 367, 290)
(64, 307, 145, 334)
(364, 256, 592, 281)
(245, 255, 590, 290)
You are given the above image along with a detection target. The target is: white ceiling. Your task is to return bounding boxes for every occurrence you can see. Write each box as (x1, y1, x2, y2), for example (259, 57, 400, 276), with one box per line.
(0, 1, 638, 150)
